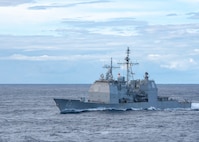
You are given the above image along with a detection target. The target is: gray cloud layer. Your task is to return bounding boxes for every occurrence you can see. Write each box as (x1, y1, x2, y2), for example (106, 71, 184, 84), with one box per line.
(0, 0, 35, 6)
(29, 0, 110, 10)
(186, 12, 199, 19)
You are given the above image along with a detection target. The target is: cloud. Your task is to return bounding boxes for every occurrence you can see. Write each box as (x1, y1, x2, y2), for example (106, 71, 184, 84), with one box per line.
(186, 11, 199, 19)
(0, 35, 127, 53)
(189, 49, 199, 56)
(59, 18, 147, 37)
(0, 0, 35, 6)
(3, 54, 52, 61)
(147, 53, 198, 71)
(194, 49, 199, 53)
(1, 20, 199, 67)
(160, 58, 197, 70)
(147, 54, 161, 61)
(29, 0, 110, 10)
(0, 35, 64, 51)
(166, 13, 178, 17)
(0, 53, 113, 62)
(135, 23, 199, 46)
(61, 18, 146, 27)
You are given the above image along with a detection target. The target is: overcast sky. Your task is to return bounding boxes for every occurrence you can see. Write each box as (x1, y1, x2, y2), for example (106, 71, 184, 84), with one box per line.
(0, 0, 199, 84)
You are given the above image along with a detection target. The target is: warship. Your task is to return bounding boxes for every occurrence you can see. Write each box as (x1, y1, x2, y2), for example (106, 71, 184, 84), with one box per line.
(54, 48, 191, 113)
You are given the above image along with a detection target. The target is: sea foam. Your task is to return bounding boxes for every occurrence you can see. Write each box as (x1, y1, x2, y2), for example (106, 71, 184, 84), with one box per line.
(191, 103, 199, 110)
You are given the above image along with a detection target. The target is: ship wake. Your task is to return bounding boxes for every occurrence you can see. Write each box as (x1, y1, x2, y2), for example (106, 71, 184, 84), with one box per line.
(191, 103, 199, 110)
(61, 107, 142, 113)
(60, 104, 199, 113)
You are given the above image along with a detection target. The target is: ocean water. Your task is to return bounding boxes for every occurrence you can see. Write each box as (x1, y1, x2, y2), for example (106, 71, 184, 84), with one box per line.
(0, 84, 199, 142)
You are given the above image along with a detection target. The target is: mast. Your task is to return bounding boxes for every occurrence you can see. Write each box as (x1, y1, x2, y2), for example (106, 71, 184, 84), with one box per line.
(110, 57, 113, 75)
(103, 58, 119, 80)
(118, 47, 138, 83)
(126, 47, 130, 82)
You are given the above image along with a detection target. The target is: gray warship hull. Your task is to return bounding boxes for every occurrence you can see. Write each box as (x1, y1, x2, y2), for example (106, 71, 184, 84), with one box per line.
(54, 98, 191, 113)
(54, 48, 192, 113)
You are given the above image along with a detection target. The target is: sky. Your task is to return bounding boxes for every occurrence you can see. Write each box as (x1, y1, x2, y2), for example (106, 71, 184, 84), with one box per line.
(0, 0, 199, 84)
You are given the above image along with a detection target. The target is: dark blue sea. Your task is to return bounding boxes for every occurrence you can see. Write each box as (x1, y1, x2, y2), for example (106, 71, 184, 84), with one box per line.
(0, 84, 199, 142)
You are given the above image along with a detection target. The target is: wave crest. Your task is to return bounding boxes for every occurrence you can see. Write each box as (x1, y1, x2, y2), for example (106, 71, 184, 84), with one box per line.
(191, 103, 199, 110)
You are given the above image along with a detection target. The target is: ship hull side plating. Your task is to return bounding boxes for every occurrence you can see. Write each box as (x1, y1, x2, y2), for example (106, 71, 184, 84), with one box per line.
(54, 98, 191, 113)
